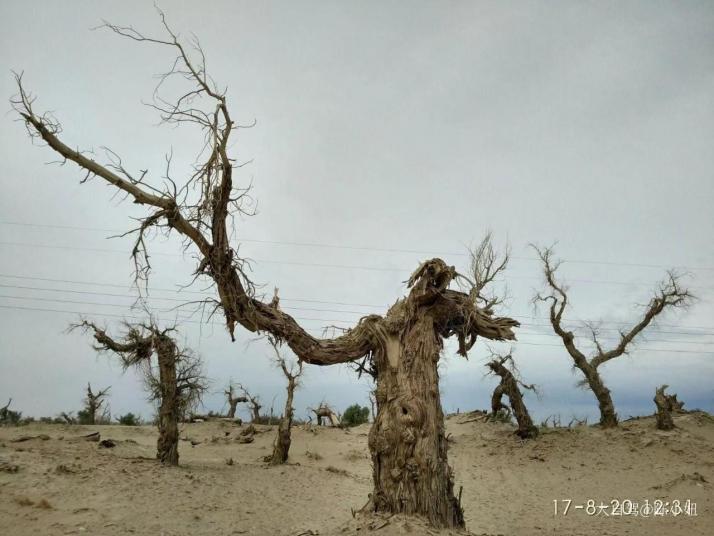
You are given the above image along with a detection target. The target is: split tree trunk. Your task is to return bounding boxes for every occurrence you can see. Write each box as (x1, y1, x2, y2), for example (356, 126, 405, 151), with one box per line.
(368, 316, 464, 528)
(490, 384, 508, 417)
(156, 343, 179, 466)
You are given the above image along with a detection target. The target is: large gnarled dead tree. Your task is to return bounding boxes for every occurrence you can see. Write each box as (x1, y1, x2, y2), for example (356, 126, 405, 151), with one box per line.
(75, 320, 207, 465)
(266, 337, 304, 464)
(532, 245, 693, 428)
(13, 12, 518, 527)
(486, 351, 538, 439)
(82, 383, 111, 425)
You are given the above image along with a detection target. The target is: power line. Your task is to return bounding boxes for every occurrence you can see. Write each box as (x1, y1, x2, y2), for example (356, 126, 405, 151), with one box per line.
(1, 291, 712, 343)
(0, 303, 710, 355)
(0, 273, 387, 308)
(1, 240, 712, 290)
(0, 277, 712, 335)
(2, 220, 713, 272)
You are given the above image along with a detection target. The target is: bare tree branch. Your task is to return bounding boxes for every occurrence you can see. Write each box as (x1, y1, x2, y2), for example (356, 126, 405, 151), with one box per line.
(464, 231, 511, 314)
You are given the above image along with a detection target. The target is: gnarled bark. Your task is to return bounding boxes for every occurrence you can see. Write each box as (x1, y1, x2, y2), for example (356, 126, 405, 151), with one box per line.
(268, 340, 303, 465)
(654, 385, 683, 431)
(154, 333, 180, 465)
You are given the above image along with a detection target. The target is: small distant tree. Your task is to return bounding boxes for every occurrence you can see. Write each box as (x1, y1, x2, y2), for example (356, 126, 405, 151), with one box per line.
(342, 404, 370, 427)
(532, 245, 694, 428)
(0, 399, 22, 425)
(79, 383, 111, 425)
(74, 320, 208, 465)
(60, 411, 77, 424)
(266, 337, 304, 464)
(309, 403, 340, 426)
(117, 412, 141, 426)
(485, 350, 538, 439)
(237, 385, 262, 423)
(224, 382, 248, 419)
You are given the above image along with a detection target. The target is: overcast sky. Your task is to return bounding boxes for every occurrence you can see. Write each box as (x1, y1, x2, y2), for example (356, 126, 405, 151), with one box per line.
(0, 1, 712, 424)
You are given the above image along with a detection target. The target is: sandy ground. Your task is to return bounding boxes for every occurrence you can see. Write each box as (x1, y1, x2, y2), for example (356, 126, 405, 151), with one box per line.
(1, 412, 712, 536)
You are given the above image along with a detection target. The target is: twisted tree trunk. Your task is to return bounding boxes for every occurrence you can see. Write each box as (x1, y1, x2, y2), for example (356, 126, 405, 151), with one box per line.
(270, 376, 297, 464)
(155, 337, 179, 466)
(490, 384, 508, 416)
(227, 399, 240, 419)
(250, 403, 261, 423)
(582, 364, 617, 428)
(367, 306, 464, 526)
(487, 359, 537, 439)
(654, 385, 682, 431)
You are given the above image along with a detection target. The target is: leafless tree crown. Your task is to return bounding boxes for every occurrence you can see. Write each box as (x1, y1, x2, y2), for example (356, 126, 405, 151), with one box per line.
(532, 244, 694, 369)
(12, 11, 517, 369)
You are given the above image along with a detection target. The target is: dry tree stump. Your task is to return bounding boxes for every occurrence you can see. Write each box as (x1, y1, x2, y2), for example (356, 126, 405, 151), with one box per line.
(654, 385, 684, 431)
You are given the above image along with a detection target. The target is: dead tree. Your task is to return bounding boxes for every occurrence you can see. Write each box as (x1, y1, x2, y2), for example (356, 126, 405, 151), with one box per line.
(532, 245, 694, 428)
(13, 14, 519, 528)
(464, 231, 510, 315)
(310, 403, 340, 427)
(74, 320, 207, 465)
(224, 382, 247, 419)
(654, 385, 684, 430)
(60, 411, 76, 424)
(83, 383, 110, 425)
(368, 390, 377, 422)
(237, 385, 262, 423)
(0, 399, 12, 423)
(485, 351, 538, 439)
(267, 338, 304, 464)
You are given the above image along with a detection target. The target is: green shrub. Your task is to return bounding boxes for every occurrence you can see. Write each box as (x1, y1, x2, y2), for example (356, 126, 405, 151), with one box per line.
(77, 409, 92, 425)
(116, 412, 141, 426)
(342, 404, 370, 427)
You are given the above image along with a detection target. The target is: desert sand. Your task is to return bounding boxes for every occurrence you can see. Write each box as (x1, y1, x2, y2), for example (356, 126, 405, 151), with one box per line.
(1, 411, 712, 536)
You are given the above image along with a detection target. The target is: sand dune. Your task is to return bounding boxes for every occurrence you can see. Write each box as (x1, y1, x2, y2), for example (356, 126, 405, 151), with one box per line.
(1, 412, 712, 535)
